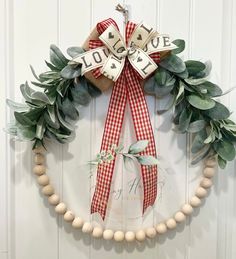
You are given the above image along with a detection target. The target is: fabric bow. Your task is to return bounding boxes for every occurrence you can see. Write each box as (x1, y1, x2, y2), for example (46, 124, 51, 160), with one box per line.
(72, 19, 176, 220)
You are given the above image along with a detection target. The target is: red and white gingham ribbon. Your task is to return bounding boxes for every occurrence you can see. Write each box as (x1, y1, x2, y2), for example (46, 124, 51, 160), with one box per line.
(88, 19, 164, 220)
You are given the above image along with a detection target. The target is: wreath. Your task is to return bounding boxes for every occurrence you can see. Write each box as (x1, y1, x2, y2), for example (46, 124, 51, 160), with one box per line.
(5, 10, 236, 242)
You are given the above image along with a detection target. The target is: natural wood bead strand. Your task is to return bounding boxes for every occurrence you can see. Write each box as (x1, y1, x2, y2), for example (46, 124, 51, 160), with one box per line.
(181, 204, 193, 215)
(200, 178, 213, 188)
(156, 223, 167, 234)
(92, 227, 103, 238)
(174, 211, 186, 223)
(114, 231, 125, 242)
(166, 218, 177, 229)
(195, 187, 208, 198)
(64, 211, 75, 222)
(125, 231, 135, 242)
(190, 196, 201, 207)
(145, 227, 156, 238)
(35, 152, 216, 242)
(34, 153, 45, 164)
(103, 229, 114, 240)
(55, 202, 67, 214)
(135, 230, 146, 241)
(37, 174, 49, 186)
(48, 194, 60, 205)
(42, 184, 54, 196)
(33, 165, 46, 176)
(72, 217, 84, 229)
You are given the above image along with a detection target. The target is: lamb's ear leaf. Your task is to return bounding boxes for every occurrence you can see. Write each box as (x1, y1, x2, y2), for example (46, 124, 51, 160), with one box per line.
(128, 140, 149, 154)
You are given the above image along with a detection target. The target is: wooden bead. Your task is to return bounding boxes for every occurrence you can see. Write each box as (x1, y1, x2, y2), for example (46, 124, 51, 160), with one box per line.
(37, 175, 49, 186)
(34, 153, 45, 164)
(195, 187, 208, 198)
(114, 231, 125, 242)
(146, 227, 156, 238)
(48, 194, 60, 205)
(33, 146, 45, 154)
(205, 157, 216, 167)
(200, 178, 213, 188)
(33, 165, 46, 176)
(156, 223, 167, 234)
(174, 211, 186, 223)
(103, 229, 114, 240)
(92, 227, 103, 238)
(190, 196, 201, 207)
(125, 231, 135, 242)
(181, 204, 193, 215)
(55, 202, 67, 215)
(166, 218, 177, 229)
(64, 211, 75, 222)
(72, 217, 84, 229)
(82, 222, 93, 233)
(42, 184, 54, 196)
(203, 167, 215, 178)
(135, 230, 146, 241)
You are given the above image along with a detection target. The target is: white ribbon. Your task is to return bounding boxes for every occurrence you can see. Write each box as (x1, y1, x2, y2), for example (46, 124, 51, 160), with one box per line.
(71, 22, 177, 81)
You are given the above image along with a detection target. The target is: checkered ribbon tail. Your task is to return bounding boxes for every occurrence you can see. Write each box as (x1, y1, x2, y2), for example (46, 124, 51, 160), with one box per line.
(91, 19, 159, 220)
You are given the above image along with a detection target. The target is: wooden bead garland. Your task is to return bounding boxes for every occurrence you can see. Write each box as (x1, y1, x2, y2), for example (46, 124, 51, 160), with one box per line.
(33, 149, 216, 243)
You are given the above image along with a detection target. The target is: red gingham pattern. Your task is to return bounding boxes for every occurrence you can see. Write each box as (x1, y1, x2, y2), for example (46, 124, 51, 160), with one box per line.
(91, 19, 159, 220)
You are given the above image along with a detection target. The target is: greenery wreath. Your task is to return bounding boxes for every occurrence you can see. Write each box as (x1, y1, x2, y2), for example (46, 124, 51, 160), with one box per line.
(6, 39, 236, 169)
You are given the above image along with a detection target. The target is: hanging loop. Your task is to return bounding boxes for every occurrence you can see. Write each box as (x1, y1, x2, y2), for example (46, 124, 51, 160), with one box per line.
(115, 4, 129, 24)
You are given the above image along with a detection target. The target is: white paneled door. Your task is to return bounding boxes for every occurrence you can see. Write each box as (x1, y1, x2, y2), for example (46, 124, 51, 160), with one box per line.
(1, 1, 236, 259)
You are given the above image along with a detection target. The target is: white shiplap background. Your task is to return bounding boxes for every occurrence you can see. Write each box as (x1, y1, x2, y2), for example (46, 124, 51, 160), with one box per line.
(1, 0, 236, 259)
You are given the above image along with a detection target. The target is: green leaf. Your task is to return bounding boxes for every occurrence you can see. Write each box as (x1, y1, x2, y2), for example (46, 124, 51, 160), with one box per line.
(128, 140, 149, 154)
(159, 54, 186, 73)
(178, 108, 192, 132)
(31, 91, 55, 105)
(191, 145, 211, 165)
(198, 81, 222, 97)
(137, 155, 159, 165)
(14, 111, 36, 126)
(174, 69, 189, 79)
(56, 104, 75, 131)
(67, 46, 84, 58)
(188, 120, 206, 133)
(45, 60, 60, 71)
(185, 60, 206, 77)
(175, 81, 185, 104)
(87, 81, 102, 97)
(218, 155, 227, 169)
(156, 94, 176, 114)
(36, 116, 46, 139)
(213, 140, 236, 161)
(30, 65, 41, 81)
(60, 65, 81, 79)
(191, 129, 207, 153)
(187, 94, 215, 110)
(184, 77, 207, 86)
(61, 98, 79, 120)
(6, 99, 29, 112)
(202, 102, 230, 120)
(171, 39, 185, 54)
(50, 44, 68, 69)
(71, 79, 91, 106)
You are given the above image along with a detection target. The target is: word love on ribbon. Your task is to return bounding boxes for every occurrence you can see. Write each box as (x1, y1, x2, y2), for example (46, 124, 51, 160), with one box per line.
(72, 22, 177, 81)
(72, 19, 176, 220)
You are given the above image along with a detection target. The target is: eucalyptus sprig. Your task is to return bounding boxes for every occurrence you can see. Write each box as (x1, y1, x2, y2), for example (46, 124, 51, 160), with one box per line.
(89, 140, 159, 167)
(144, 39, 236, 169)
(6, 44, 101, 148)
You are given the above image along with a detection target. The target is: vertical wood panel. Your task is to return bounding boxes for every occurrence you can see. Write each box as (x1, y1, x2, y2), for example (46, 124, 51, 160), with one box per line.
(0, 0, 7, 255)
(154, 1, 190, 259)
(57, 1, 91, 258)
(12, 1, 60, 259)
